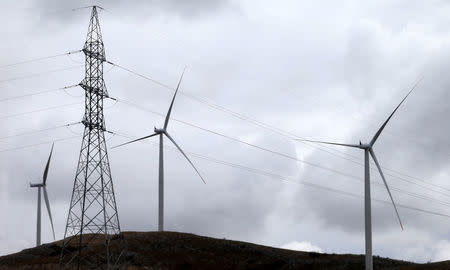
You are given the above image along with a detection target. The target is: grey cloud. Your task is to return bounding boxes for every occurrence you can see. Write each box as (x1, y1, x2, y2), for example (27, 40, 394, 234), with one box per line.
(1, 0, 450, 264)
(32, 0, 233, 22)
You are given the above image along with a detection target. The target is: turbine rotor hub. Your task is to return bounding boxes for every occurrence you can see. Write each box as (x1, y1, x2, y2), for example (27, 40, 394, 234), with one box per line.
(154, 127, 165, 134)
(358, 143, 371, 149)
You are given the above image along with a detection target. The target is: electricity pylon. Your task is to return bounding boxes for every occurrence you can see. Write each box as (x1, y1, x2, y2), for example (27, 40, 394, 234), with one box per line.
(59, 6, 122, 270)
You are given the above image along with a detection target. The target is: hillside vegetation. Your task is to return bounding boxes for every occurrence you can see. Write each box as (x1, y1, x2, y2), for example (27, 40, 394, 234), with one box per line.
(0, 231, 448, 270)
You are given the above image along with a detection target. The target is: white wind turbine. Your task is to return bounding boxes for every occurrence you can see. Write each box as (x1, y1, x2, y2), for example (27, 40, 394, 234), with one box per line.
(29, 143, 55, 246)
(300, 82, 420, 270)
(114, 69, 206, 231)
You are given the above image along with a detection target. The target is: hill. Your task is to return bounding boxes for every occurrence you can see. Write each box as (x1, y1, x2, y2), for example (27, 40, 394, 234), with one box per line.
(0, 231, 448, 269)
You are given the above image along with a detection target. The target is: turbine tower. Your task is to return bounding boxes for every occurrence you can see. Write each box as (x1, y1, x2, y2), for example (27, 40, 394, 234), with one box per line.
(114, 69, 206, 231)
(301, 81, 420, 270)
(59, 6, 122, 270)
(30, 143, 55, 247)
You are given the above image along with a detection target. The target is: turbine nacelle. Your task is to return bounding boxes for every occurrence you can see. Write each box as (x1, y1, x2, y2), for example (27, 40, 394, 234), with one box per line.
(154, 127, 166, 134)
(30, 183, 44, 188)
(358, 142, 371, 149)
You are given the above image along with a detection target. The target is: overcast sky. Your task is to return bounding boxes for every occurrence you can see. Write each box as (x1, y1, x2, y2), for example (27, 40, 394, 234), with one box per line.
(0, 0, 449, 263)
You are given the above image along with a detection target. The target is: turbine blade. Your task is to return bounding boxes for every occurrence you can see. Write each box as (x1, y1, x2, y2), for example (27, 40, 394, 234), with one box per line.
(42, 187, 55, 240)
(370, 78, 422, 146)
(369, 148, 403, 230)
(297, 139, 360, 148)
(164, 67, 186, 130)
(43, 143, 54, 185)
(112, 133, 158, 149)
(164, 132, 206, 184)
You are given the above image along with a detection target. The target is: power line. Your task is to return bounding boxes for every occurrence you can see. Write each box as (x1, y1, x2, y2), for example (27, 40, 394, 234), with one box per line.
(113, 97, 450, 200)
(0, 85, 79, 103)
(0, 135, 80, 153)
(0, 121, 81, 141)
(0, 50, 82, 69)
(172, 123, 450, 205)
(0, 121, 447, 219)
(4, 56, 446, 216)
(0, 99, 444, 209)
(0, 89, 438, 202)
(106, 62, 449, 195)
(0, 65, 83, 85)
(183, 145, 450, 208)
(0, 53, 440, 195)
(0, 90, 444, 208)
(0, 125, 446, 221)
(111, 127, 450, 208)
(111, 132, 450, 220)
(106, 61, 173, 89)
(0, 102, 82, 121)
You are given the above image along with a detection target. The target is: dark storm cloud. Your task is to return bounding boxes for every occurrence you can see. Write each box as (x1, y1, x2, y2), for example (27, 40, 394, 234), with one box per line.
(32, 0, 233, 21)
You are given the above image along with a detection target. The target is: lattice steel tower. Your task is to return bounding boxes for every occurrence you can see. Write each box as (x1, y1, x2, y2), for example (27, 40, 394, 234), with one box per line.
(59, 6, 122, 270)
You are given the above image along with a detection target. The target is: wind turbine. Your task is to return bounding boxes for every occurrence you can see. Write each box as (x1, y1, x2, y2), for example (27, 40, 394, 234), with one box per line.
(113, 69, 206, 231)
(300, 82, 420, 270)
(30, 143, 55, 246)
